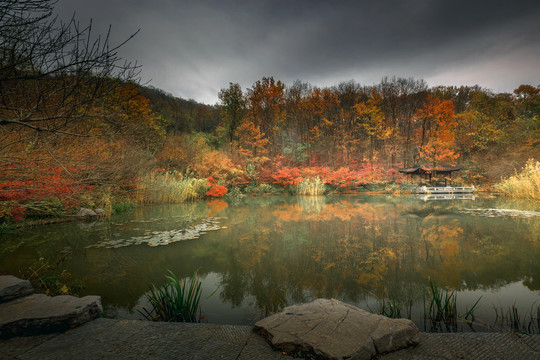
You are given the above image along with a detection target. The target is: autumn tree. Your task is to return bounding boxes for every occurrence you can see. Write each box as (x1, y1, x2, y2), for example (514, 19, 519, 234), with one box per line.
(0, 0, 140, 136)
(354, 89, 391, 171)
(219, 83, 246, 143)
(416, 96, 459, 165)
(92, 83, 163, 148)
(246, 77, 285, 148)
(0, 0, 148, 221)
(513, 85, 540, 143)
(233, 121, 269, 164)
(378, 77, 427, 166)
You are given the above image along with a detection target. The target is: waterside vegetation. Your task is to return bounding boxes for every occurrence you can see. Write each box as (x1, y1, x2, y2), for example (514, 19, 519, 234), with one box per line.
(496, 159, 540, 200)
(139, 271, 207, 323)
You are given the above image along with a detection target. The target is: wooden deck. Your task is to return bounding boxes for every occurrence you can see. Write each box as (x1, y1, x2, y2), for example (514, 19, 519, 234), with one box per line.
(416, 194, 475, 201)
(415, 186, 475, 194)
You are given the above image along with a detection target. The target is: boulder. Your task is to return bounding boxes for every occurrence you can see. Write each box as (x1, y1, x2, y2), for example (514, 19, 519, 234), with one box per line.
(0, 294, 102, 338)
(76, 208, 97, 219)
(254, 298, 419, 360)
(93, 208, 105, 216)
(0, 276, 34, 303)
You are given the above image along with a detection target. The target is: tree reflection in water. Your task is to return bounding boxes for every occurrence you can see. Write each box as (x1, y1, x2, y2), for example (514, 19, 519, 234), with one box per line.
(0, 195, 538, 329)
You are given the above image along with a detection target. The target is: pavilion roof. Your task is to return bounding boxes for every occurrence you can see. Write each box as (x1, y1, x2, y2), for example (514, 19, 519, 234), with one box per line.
(398, 163, 463, 174)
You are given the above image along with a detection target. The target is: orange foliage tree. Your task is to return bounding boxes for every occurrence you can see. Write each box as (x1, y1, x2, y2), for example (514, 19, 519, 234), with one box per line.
(233, 121, 270, 164)
(416, 96, 459, 165)
(193, 151, 244, 186)
(354, 89, 392, 171)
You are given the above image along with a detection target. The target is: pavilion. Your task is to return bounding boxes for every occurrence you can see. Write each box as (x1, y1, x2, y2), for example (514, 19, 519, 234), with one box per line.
(398, 163, 463, 186)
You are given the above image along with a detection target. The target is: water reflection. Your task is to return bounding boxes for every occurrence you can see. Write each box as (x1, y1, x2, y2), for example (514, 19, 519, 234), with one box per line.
(0, 195, 539, 329)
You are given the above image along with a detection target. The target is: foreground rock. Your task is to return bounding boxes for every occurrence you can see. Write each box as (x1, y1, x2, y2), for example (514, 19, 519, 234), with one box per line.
(0, 293, 102, 338)
(0, 275, 34, 302)
(76, 207, 98, 218)
(255, 298, 419, 360)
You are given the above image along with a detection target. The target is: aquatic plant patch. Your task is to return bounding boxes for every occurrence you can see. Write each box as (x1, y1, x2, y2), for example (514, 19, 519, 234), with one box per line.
(139, 271, 204, 322)
(86, 217, 225, 248)
(459, 208, 540, 218)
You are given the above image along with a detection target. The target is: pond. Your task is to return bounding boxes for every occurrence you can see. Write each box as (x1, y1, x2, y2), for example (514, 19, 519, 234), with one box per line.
(1, 194, 539, 332)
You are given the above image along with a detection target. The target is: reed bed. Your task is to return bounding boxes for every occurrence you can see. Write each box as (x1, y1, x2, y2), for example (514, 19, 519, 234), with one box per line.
(141, 171, 208, 203)
(297, 176, 326, 196)
(496, 159, 540, 200)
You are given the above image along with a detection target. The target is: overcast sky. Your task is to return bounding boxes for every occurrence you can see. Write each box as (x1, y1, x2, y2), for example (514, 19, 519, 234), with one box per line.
(56, 0, 540, 104)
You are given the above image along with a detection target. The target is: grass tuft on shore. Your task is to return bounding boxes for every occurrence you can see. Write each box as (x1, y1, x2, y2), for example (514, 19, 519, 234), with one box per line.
(496, 159, 540, 200)
(141, 171, 208, 203)
(297, 176, 326, 196)
(139, 271, 204, 322)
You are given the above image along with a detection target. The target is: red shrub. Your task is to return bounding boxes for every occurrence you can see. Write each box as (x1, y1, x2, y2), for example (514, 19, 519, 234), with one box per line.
(206, 184, 228, 198)
(271, 167, 302, 186)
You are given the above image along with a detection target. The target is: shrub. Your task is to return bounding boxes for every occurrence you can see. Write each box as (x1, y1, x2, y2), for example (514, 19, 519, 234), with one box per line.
(243, 183, 282, 195)
(226, 187, 242, 197)
(193, 151, 244, 186)
(24, 252, 83, 296)
(206, 184, 228, 198)
(257, 183, 278, 194)
(271, 167, 302, 186)
(155, 135, 186, 170)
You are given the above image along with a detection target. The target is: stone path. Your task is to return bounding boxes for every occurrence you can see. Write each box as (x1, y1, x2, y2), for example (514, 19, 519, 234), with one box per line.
(1, 318, 539, 360)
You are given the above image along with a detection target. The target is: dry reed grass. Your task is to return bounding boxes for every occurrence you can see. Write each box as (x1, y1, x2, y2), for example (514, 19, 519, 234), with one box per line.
(297, 176, 326, 195)
(496, 159, 540, 200)
(141, 171, 208, 203)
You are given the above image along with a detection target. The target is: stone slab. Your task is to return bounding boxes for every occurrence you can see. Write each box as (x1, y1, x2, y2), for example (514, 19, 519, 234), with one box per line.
(0, 275, 34, 303)
(254, 298, 419, 360)
(381, 332, 540, 360)
(0, 333, 58, 359)
(0, 293, 102, 338)
(0, 319, 538, 360)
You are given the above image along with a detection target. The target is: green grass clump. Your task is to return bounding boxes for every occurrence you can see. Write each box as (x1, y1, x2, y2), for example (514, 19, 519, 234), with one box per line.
(297, 176, 326, 196)
(496, 159, 540, 200)
(112, 201, 135, 214)
(377, 294, 412, 319)
(423, 279, 480, 332)
(139, 271, 204, 322)
(141, 171, 208, 203)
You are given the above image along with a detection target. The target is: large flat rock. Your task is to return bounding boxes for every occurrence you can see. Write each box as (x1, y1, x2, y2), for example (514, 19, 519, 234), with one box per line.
(0, 293, 102, 338)
(0, 275, 34, 302)
(255, 298, 419, 360)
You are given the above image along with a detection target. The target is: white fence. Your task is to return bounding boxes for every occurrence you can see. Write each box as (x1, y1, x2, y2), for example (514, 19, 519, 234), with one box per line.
(416, 186, 475, 194)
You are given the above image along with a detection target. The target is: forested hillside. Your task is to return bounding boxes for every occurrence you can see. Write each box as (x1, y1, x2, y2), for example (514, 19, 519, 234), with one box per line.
(1, 0, 539, 225)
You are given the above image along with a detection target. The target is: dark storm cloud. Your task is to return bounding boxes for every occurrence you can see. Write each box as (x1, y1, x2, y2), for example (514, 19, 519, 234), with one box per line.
(56, 0, 540, 103)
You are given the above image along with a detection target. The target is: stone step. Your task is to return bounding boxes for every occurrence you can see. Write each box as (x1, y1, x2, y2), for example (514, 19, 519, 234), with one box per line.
(0, 275, 34, 302)
(0, 293, 102, 338)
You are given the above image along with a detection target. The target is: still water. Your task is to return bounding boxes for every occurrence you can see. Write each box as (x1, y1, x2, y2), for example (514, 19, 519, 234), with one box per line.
(1, 195, 539, 331)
